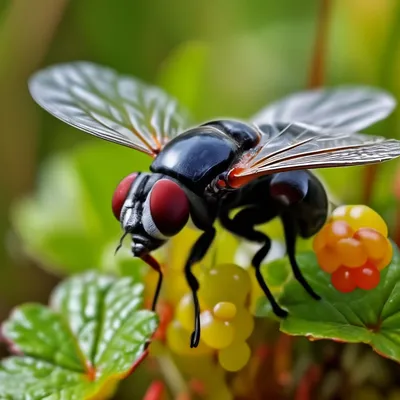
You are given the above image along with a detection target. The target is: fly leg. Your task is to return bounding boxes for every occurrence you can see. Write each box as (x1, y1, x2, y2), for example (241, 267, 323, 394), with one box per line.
(281, 214, 320, 300)
(219, 207, 288, 318)
(141, 254, 164, 311)
(140, 253, 164, 351)
(252, 236, 288, 318)
(184, 228, 216, 348)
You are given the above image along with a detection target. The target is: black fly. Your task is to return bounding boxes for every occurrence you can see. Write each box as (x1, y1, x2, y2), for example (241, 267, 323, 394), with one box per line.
(29, 62, 400, 347)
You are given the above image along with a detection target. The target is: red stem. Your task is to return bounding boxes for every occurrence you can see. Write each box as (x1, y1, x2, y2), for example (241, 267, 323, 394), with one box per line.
(125, 349, 149, 378)
(143, 380, 166, 400)
(295, 364, 321, 400)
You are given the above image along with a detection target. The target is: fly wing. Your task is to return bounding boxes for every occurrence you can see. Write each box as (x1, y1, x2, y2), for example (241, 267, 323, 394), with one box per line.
(227, 122, 400, 188)
(252, 86, 396, 132)
(29, 62, 191, 157)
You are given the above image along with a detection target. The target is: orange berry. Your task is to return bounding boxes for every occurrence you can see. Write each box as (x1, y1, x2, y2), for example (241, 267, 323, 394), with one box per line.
(353, 228, 388, 261)
(312, 223, 331, 252)
(325, 220, 354, 247)
(316, 247, 341, 273)
(335, 238, 367, 268)
(376, 239, 393, 270)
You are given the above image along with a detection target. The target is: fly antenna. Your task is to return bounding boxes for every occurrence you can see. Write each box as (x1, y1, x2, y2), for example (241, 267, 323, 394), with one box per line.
(114, 231, 128, 255)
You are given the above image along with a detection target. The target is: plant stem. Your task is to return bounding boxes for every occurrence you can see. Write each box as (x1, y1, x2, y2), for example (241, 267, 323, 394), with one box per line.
(0, 0, 69, 202)
(394, 208, 400, 247)
(362, 164, 378, 206)
(154, 343, 189, 398)
(363, 2, 400, 205)
(307, 0, 332, 89)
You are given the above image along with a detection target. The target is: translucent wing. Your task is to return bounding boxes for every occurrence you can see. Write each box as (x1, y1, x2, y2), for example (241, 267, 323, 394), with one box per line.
(252, 86, 396, 132)
(227, 122, 400, 187)
(29, 62, 191, 156)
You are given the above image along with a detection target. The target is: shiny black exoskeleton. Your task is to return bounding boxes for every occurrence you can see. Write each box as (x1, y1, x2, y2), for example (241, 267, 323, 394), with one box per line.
(150, 120, 327, 346)
(151, 121, 260, 193)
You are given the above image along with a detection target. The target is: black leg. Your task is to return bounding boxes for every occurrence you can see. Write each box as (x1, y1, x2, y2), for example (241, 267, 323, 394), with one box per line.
(152, 270, 163, 311)
(141, 254, 164, 311)
(252, 237, 288, 318)
(281, 214, 320, 300)
(220, 207, 288, 318)
(184, 228, 216, 348)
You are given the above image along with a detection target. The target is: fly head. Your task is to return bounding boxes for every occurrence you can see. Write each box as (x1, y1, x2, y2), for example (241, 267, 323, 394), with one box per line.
(112, 173, 190, 257)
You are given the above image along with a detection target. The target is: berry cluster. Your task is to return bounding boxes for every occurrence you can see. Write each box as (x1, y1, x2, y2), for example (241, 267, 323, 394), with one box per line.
(166, 263, 255, 372)
(313, 205, 392, 293)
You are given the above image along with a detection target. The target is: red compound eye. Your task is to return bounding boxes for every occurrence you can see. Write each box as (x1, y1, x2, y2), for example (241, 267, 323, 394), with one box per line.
(112, 173, 138, 220)
(149, 179, 190, 236)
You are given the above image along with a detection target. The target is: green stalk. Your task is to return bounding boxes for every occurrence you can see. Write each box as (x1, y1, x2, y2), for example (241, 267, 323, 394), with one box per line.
(154, 343, 190, 398)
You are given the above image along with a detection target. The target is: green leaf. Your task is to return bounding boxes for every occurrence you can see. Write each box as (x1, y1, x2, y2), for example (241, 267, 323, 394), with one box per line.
(0, 272, 158, 399)
(257, 242, 400, 363)
(11, 141, 150, 275)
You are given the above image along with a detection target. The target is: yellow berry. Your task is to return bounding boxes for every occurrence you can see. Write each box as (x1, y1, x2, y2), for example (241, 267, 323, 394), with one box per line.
(331, 205, 348, 218)
(326, 221, 354, 247)
(200, 310, 234, 349)
(218, 341, 251, 372)
(331, 205, 388, 237)
(335, 237, 367, 268)
(231, 306, 254, 341)
(199, 264, 251, 307)
(166, 320, 212, 356)
(176, 293, 195, 332)
(213, 302, 237, 320)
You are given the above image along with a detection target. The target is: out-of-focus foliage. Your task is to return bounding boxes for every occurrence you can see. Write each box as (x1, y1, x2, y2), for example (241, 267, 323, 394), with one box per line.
(12, 141, 150, 274)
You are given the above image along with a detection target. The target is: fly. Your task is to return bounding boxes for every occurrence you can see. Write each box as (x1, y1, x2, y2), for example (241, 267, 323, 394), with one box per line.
(29, 62, 400, 347)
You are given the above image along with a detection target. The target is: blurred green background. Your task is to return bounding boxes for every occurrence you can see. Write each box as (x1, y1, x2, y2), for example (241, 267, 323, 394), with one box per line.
(1, 0, 400, 393)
